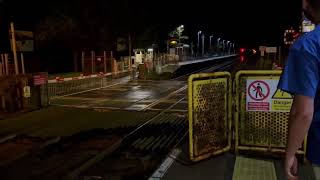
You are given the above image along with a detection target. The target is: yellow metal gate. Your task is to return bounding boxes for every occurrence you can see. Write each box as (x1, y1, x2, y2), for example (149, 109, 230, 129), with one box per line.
(188, 72, 232, 162)
(188, 70, 307, 162)
(235, 70, 307, 154)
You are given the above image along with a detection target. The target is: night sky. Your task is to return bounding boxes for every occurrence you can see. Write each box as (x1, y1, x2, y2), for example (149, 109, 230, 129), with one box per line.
(1, 0, 302, 49)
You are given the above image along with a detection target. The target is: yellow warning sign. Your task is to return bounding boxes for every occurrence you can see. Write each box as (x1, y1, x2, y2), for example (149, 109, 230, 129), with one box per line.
(23, 86, 31, 98)
(271, 89, 293, 112)
(271, 99, 293, 111)
(272, 89, 292, 99)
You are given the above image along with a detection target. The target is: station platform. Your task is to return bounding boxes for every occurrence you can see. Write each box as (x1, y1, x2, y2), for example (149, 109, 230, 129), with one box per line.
(160, 153, 320, 180)
(172, 54, 238, 66)
(160, 54, 238, 73)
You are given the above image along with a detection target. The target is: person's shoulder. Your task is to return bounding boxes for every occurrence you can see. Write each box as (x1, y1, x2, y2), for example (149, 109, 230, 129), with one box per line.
(292, 27, 320, 56)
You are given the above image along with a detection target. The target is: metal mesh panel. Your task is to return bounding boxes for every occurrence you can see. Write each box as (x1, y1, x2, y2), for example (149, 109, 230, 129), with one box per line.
(240, 112, 289, 147)
(47, 71, 129, 99)
(48, 76, 111, 98)
(271, 112, 289, 147)
(192, 78, 228, 157)
(239, 76, 289, 148)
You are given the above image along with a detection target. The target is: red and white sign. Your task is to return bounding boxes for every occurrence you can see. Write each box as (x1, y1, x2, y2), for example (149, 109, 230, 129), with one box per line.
(247, 102, 270, 111)
(248, 81, 270, 101)
(34, 72, 48, 86)
(246, 80, 273, 111)
(246, 79, 293, 112)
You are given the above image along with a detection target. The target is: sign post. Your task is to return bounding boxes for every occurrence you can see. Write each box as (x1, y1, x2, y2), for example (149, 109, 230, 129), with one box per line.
(10, 22, 19, 75)
(21, 53, 25, 74)
(266, 47, 277, 62)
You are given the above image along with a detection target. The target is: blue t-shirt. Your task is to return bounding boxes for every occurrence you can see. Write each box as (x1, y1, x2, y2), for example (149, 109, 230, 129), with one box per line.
(278, 25, 320, 165)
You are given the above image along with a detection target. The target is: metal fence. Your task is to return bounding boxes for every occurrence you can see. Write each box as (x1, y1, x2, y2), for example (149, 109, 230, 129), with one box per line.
(188, 72, 232, 162)
(47, 71, 129, 99)
(234, 70, 306, 155)
(188, 70, 307, 162)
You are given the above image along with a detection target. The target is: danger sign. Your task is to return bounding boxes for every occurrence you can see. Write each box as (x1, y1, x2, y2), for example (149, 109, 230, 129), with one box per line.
(246, 79, 293, 112)
(271, 89, 293, 111)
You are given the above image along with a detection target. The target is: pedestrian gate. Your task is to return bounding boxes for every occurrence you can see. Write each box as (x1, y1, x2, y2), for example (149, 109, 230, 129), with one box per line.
(188, 71, 307, 162)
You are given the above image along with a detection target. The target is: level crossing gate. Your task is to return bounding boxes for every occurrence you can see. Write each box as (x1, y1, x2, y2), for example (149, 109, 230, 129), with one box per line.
(188, 70, 307, 162)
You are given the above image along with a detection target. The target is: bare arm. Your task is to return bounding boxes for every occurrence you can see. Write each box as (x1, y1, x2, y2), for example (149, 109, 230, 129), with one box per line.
(286, 95, 314, 158)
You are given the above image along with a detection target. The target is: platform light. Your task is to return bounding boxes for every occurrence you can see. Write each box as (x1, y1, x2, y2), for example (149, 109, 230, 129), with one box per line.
(252, 49, 257, 54)
(170, 40, 178, 45)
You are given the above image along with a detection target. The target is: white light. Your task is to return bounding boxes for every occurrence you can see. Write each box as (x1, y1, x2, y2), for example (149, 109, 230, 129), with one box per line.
(147, 48, 153, 52)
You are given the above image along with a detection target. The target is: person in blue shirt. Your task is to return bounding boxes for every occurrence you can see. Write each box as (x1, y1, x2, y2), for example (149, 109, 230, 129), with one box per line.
(278, 0, 320, 179)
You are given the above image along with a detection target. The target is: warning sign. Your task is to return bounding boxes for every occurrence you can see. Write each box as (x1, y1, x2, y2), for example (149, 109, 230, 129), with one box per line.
(247, 80, 271, 111)
(272, 89, 292, 99)
(248, 81, 270, 101)
(23, 86, 31, 98)
(246, 79, 293, 112)
(271, 89, 293, 111)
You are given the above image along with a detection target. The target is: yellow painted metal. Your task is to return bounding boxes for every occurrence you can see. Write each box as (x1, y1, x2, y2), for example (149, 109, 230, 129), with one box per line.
(237, 146, 305, 155)
(234, 70, 307, 156)
(188, 75, 194, 158)
(188, 72, 231, 162)
(232, 156, 277, 180)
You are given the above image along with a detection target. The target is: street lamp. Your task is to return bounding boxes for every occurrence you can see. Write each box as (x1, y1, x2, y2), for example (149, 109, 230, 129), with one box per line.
(209, 35, 214, 50)
(197, 31, 202, 48)
(222, 40, 226, 55)
(201, 33, 205, 56)
(217, 38, 221, 55)
(197, 31, 202, 57)
(232, 43, 235, 54)
(227, 41, 231, 54)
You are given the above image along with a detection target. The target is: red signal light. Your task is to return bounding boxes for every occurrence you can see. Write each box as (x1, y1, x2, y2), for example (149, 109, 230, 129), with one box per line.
(240, 48, 245, 53)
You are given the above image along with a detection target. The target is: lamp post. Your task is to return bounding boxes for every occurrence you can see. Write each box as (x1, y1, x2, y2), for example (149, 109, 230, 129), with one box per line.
(197, 31, 202, 57)
(233, 43, 235, 54)
(222, 40, 226, 55)
(209, 35, 213, 50)
(202, 33, 205, 56)
(197, 31, 202, 48)
(217, 38, 221, 55)
(227, 41, 231, 54)
(178, 25, 184, 43)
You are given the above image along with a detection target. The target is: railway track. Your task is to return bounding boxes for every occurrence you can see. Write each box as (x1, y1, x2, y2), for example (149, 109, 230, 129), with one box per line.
(0, 58, 238, 180)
